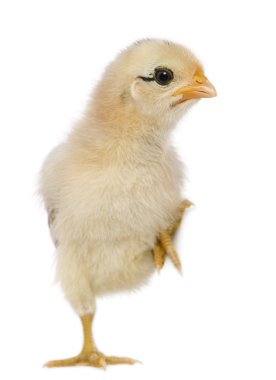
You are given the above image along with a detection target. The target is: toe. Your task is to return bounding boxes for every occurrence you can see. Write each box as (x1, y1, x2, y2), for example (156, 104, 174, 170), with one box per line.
(105, 356, 141, 365)
(182, 199, 194, 209)
(44, 356, 79, 367)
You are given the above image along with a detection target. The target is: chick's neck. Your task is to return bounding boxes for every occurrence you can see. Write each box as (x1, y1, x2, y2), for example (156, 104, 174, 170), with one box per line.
(72, 95, 175, 164)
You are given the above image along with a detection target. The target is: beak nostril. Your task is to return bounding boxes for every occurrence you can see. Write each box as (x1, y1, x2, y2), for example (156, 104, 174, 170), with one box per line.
(194, 76, 203, 84)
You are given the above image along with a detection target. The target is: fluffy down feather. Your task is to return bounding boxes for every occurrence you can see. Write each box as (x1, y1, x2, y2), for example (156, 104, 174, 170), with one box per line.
(39, 39, 211, 315)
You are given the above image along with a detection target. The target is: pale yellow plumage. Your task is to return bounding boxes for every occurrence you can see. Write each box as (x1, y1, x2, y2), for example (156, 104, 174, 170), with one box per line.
(40, 39, 216, 368)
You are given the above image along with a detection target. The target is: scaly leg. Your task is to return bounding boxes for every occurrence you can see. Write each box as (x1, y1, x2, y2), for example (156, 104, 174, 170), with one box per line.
(159, 230, 182, 273)
(168, 199, 194, 235)
(153, 199, 193, 272)
(153, 241, 166, 271)
(44, 314, 139, 368)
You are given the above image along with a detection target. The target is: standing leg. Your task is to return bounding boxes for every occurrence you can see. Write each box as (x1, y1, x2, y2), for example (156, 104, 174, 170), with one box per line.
(45, 313, 139, 368)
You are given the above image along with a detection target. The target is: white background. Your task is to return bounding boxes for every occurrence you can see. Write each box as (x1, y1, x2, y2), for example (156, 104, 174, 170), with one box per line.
(0, 0, 275, 379)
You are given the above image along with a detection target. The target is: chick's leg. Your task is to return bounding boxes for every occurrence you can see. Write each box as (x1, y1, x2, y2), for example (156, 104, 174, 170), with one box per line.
(45, 314, 138, 368)
(153, 242, 166, 270)
(153, 199, 193, 272)
(168, 199, 194, 236)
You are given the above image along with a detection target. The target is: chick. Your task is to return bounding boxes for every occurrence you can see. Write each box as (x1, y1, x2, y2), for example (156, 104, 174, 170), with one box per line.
(40, 39, 216, 368)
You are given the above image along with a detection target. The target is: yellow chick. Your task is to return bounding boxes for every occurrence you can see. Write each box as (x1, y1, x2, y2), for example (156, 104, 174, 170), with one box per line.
(40, 39, 216, 368)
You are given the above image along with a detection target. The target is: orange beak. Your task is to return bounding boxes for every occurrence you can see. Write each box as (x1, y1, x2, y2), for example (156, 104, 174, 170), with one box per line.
(172, 70, 217, 107)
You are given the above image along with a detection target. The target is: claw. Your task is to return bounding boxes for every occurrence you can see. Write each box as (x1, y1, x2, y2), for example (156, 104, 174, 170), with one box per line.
(181, 199, 194, 209)
(98, 357, 107, 369)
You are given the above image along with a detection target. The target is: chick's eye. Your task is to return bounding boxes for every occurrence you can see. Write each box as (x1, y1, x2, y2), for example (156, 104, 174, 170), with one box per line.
(154, 68, 174, 86)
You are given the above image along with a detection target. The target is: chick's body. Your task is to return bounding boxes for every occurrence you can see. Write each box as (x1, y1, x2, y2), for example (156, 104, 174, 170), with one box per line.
(41, 127, 182, 313)
(40, 39, 216, 368)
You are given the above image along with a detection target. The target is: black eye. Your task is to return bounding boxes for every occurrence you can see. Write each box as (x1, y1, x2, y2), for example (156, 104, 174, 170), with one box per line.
(154, 68, 174, 86)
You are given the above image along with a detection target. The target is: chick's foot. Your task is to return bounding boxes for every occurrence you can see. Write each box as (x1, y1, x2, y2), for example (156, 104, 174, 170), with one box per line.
(44, 314, 139, 369)
(44, 352, 138, 368)
(153, 199, 193, 272)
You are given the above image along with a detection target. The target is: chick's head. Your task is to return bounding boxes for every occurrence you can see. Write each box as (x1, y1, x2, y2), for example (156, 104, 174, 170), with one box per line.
(92, 39, 216, 129)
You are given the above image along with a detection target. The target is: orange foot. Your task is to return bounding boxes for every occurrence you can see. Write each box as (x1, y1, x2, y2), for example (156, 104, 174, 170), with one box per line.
(45, 351, 139, 368)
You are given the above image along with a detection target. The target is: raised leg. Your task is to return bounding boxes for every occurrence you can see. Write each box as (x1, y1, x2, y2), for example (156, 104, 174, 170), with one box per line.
(153, 199, 193, 272)
(168, 199, 194, 235)
(159, 230, 182, 273)
(153, 242, 166, 271)
(44, 313, 139, 368)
